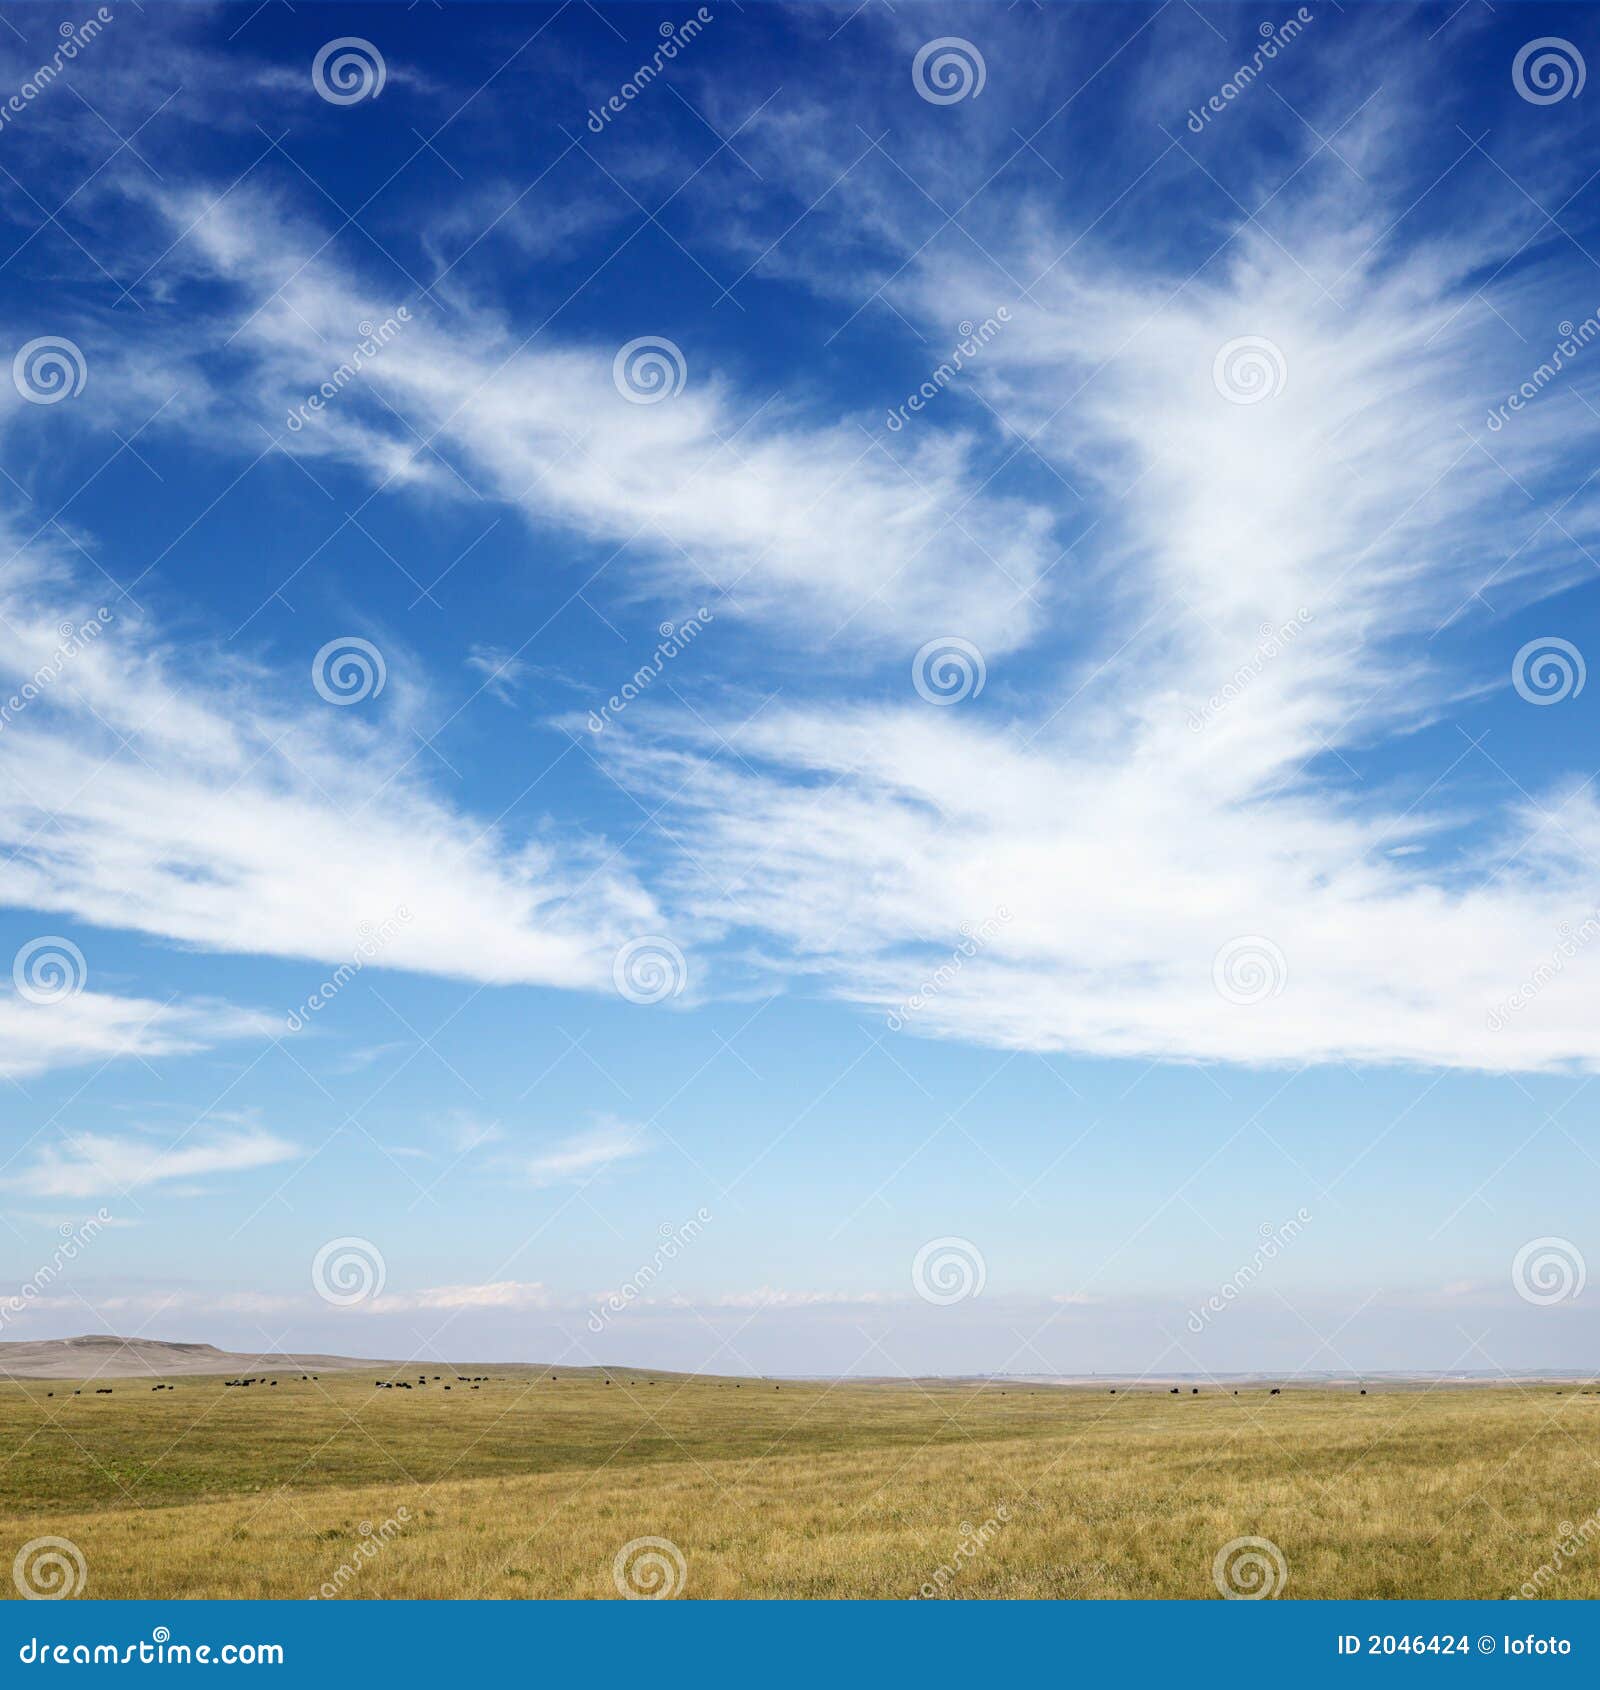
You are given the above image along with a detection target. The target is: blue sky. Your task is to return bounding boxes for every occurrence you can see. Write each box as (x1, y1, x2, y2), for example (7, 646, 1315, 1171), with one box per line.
(0, 0, 1598, 1376)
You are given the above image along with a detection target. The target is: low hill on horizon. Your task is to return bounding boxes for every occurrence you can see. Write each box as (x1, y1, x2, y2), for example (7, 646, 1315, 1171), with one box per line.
(0, 1333, 386, 1379)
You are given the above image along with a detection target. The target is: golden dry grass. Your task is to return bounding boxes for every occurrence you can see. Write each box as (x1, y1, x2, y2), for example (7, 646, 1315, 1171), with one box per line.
(3, 1370, 1598, 1599)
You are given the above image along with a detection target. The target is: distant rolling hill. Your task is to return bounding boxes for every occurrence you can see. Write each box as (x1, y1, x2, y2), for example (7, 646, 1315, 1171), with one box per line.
(0, 1333, 384, 1379)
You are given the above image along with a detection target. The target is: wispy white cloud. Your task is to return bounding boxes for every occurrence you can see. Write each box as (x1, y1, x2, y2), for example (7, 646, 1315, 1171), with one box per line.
(0, 989, 273, 1081)
(465, 645, 527, 705)
(593, 146, 1600, 1073)
(127, 185, 1056, 657)
(0, 554, 657, 1013)
(6, 1124, 300, 1198)
(376, 1280, 551, 1312)
(521, 1120, 650, 1188)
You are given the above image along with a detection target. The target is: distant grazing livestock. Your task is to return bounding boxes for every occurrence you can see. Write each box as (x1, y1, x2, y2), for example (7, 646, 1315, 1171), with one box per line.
(1270, 1388, 1281, 1396)
(1108, 1388, 1116, 1394)
(1169, 1387, 1180, 1395)
(1191, 1388, 1199, 1394)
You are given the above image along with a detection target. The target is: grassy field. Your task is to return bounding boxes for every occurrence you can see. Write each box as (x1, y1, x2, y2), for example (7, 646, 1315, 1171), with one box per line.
(2, 1369, 1598, 1599)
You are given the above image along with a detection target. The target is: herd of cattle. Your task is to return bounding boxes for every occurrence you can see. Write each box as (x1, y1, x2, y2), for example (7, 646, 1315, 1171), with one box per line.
(375, 1375, 493, 1391)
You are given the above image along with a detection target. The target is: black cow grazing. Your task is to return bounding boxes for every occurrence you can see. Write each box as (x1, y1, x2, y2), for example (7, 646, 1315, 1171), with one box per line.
(1109, 1388, 1116, 1394)
(1233, 1390, 1238, 1396)
(444, 1385, 451, 1390)
(1169, 1387, 1180, 1394)
(1360, 1389, 1368, 1396)
(472, 1385, 480, 1390)
(46, 1392, 52, 1398)
(1270, 1387, 1281, 1396)
(1191, 1388, 1199, 1394)
(270, 1380, 277, 1387)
